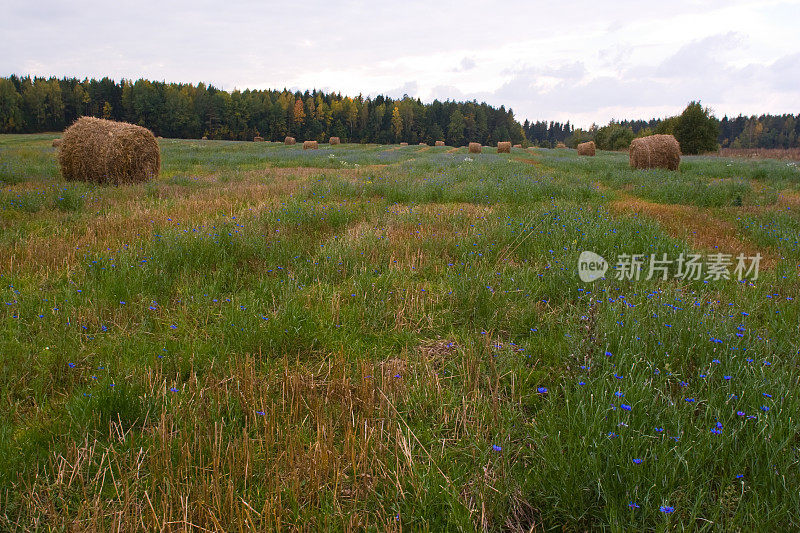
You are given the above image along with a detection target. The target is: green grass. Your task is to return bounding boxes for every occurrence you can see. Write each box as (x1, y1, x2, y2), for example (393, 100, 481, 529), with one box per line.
(0, 137, 798, 530)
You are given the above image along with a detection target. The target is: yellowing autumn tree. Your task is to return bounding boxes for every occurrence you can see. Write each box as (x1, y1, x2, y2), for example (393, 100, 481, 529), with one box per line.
(391, 106, 403, 141)
(292, 98, 305, 126)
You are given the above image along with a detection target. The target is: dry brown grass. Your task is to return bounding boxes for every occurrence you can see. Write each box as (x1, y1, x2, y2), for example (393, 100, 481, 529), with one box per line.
(717, 148, 800, 161)
(629, 134, 680, 171)
(610, 193, 776, 268)
(59, 117, 160, 185)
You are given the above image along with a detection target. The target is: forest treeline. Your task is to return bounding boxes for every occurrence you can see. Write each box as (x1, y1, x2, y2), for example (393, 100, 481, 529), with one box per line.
(0, 76, 525, 145)
(0, 75, 797, 150)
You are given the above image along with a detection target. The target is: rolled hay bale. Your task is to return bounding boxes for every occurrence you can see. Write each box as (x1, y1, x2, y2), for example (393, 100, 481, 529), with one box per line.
(201, 136, 208, 140)
(329, 136, 340, 145)
(629, 134, 681, 171)
(435, 140, 445, 147)
(419, 142, 427, 146)
(497, 141, 511, 153)
(400, 142, 409, 146)
(52, 138, 62, 148)
(285, 136, 296, 145)
(254, 136, 264, 142)
(303, 140, 318, 150)
(58, 117, 160, 185)
(468, 142, 482, 154)
(577, 141, 596, 156)
(513, 144, 522, 148)
(556, 142, 567, 149)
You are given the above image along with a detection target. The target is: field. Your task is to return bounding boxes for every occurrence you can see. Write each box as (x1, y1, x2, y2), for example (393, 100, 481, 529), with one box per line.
(1, 135, 799, 531)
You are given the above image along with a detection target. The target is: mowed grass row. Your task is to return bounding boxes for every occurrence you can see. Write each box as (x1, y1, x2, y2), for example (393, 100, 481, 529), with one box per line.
(0, 137, 799, 530)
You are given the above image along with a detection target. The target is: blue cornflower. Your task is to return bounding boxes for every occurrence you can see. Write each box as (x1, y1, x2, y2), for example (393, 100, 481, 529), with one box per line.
(737, 411, 745, 416)
(633, 458, 642, 464)
(723, 376, 731, 380)
(621, 404, 632, 411)
(629, 502, 640, 509)
(605, 351, 613, 357)
(537, 387, 548, 394)
(761, 406, 770, 412)
(763, 393, 772, 398)
(685, 398, 695, 403)
(492, 444, 502, 452)
(654, 427, 664, 433)
(578, 381, 586, 386)
(659, 505, 675, 514)
(615, 391, 624, 397)
(68, 362, 75, 368)
(170, 387, 178, 393)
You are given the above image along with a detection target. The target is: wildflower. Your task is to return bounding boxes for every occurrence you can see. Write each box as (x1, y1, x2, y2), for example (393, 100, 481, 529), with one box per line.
(621, 404, 632, 411)
(737, 411, 745, 416)
(632, 458, 642, 464)
(537, 387, 548, 394)
(605, 351, 613, 357)
(629, 502, 640, 509)
(685, 398, 695, 403)
(615, 391, 624, 397)
(660, 505, 675, 514)
(578, 381, 586, 386)
(492, 444, 502, 452)
(170, 387, 179, 393)
(654, 427, 664, 433)
(761, 406, 769, 412)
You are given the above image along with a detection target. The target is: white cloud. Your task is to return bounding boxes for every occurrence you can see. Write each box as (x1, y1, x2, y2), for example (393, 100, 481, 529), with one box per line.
(1, 0, 798, 127)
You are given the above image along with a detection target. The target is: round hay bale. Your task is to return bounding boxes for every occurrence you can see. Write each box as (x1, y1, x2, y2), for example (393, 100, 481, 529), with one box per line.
(497, 141, 511, 153)
(52, 138, 62, 148)
(629, 134, 680, 171)
(419, 142, 427, 146)
(201, 136, 208, 140)
(329, 136, 340, 145)
(285, 136, 296, 145)
(556, 142, 567, 149)
(513, 144, 522, 148)
(303, 140, 318, 150)
(58, 117, 160, 185)
(254, 136, 264, 142)
(468, 142, 482, 154)
(435, 140, 445, 147)
(577, 141, 596, 156)
(400, 142, 409, 146)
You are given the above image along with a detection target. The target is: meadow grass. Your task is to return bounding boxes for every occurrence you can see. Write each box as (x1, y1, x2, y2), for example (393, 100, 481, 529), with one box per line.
(0, 139, 798, 530)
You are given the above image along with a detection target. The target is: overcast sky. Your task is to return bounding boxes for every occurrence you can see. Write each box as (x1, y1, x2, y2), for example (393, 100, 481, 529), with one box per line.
(3, 0, 799, 127)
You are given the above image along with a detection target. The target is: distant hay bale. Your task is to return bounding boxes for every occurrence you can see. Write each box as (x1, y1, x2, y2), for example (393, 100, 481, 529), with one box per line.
(435, 140, 445, 147)
(497, 141, 511, 153)
(556, 142, 567, 149)
(52, 138, 61, 148)
(285, 136, 296, 145)
(629, 134, 681, 171)
(254, 136, 264, 142)
(201, 136, 208, 140)
(577, 141, 596, 156)
(419, 142, 427, 146)
(58, 117, 160, 185)
(513, 144, 521, 148)
(468, 142, 482, 154)
(303, 140, 318, 150)
(400, 142, 408, 146)
(329, 136, 340, 145)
